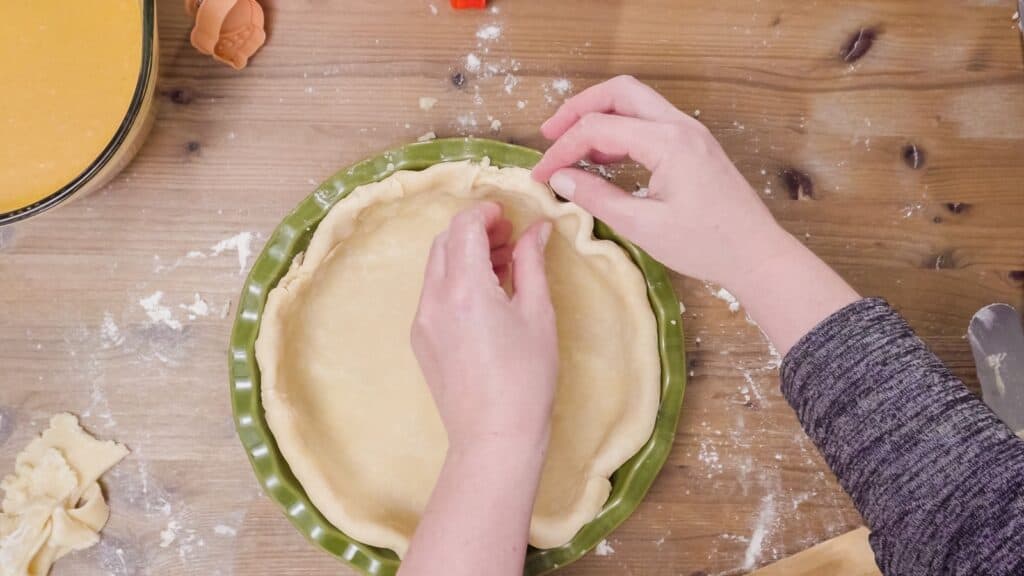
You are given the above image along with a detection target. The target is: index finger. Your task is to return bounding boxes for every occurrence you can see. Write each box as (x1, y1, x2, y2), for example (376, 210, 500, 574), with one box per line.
(532, 113, 675, 182)
(445, 202, 504, 277)
(540, 75, 688, 140)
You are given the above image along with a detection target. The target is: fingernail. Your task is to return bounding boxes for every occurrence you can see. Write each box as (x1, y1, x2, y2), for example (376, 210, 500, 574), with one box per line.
(538, 222, 553, 248)
(549, 171, 575, 200)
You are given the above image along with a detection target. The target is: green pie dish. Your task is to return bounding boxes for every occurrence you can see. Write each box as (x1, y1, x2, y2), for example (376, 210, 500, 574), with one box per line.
(228, 138, 686, 575)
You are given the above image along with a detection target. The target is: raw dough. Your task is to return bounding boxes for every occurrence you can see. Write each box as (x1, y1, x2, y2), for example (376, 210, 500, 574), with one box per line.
(0, 413, 128, 576)
(257, 160, 660, 556)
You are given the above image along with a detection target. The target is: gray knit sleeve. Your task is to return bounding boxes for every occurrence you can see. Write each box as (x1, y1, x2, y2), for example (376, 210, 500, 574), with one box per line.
(781, 298, 1024, 576)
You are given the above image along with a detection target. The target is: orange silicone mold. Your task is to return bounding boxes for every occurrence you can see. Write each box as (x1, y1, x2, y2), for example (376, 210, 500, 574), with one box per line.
(185, 0, 266, 70)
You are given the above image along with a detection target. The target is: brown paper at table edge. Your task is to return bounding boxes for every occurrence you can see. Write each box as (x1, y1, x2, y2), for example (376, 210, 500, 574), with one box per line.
(750, 527, 881, 576)
(185, 0, 267, 70)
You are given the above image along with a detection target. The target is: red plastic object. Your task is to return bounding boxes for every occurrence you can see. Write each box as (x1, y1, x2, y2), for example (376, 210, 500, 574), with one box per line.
(451, 0, 487, 9)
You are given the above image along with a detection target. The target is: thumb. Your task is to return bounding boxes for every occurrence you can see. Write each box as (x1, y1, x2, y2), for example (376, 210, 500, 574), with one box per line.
(547, 167, 645, 236)
(512, 220, 554, 313)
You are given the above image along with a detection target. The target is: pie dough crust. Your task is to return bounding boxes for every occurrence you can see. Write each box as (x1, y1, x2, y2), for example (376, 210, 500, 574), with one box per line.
(257, 160, 660, 556)
(0, 413, 128, 576)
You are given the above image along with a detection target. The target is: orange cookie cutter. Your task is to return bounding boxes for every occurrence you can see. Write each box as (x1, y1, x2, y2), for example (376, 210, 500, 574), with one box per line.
(185, 0, 267, 70)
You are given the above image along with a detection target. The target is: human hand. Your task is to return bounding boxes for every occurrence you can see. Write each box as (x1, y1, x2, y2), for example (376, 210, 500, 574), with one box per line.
(531, 76, 859, 355)
(531, 75, 785, 290)
(411, 202, 558, 454)
(403, 203, 556, 574)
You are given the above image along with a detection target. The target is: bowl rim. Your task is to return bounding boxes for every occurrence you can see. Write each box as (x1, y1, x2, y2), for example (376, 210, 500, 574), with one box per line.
(0, 0, 158, 226)
(228, 137, 686, 575)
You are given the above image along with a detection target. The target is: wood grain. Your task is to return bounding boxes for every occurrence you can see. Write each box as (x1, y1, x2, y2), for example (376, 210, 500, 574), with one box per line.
(751, 528, 880, 576)
(1, 0, 1021, 574)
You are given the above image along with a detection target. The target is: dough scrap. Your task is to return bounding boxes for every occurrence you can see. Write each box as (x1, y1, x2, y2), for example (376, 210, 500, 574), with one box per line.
(257, 160, 660, 556)
(0, 413, 128, 576)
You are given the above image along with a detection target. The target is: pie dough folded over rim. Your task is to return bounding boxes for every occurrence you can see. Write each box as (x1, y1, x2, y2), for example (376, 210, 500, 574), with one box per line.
(256, 160, 660, 556)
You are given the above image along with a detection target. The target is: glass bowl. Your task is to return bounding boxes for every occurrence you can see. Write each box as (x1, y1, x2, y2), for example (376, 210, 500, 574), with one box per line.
(0, 0, 159, 226)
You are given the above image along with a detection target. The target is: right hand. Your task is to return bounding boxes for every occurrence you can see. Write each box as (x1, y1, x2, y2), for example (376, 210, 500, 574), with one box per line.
(531, 75, 785, 290)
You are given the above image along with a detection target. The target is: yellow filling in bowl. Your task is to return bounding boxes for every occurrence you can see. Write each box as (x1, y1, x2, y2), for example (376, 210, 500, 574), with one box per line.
(0, 0, 141, 213)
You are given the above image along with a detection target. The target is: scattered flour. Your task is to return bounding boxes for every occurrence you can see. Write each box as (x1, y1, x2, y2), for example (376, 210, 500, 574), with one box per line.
(100, 313, 125, 348)
(174, 528, 205, 563)
(418, 96, 438, 111)
(502, 73, 519, 95)
(159, 520, 181, 548)
(428, 3, 438, 15)
(489, 118, 502, 131)
(94, 542, 130, 576)
(417, 131, 437, 142)
(82, 379, 117, 429)
(456, 112, 478, 129)
(213, 525, 238, 537)
(901, 202, 924, 219)
(740, 370, 766, 405)
(544, 77, 574, 104)
(765, 340, 782, 369)
(689, 282, 845, 573)
(160, 233, 258, 274)
(449, 19, 528, 130)
(551, 78, 572, 95)
(715, 287, 741, 313)
(698, 438, 723, 478)
(210, 232, 255, 275)
(742, 495, 777, 570)
(110, 444, 226, 566)
(594, 539, 615, 556)
(475, 24, 502, 41)
(142, 484, 206, 562)
(180, 293, 210, 320)
(139, 292, 182, 331)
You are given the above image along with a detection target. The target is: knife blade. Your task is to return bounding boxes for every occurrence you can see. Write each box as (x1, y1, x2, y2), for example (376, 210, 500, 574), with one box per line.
(968, 303, 1024, 436)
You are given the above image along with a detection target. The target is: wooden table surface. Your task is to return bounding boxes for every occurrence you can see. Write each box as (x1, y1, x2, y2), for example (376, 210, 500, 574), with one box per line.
(2, 0, 1023, 574)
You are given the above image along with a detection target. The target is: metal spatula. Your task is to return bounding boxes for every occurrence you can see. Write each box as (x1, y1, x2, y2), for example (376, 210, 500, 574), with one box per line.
(968, 303, 1024, 435)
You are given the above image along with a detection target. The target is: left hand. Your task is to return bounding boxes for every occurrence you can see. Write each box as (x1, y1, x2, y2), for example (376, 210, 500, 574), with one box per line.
(400, 203, 557, 576)
(411, 202, 558, 453)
